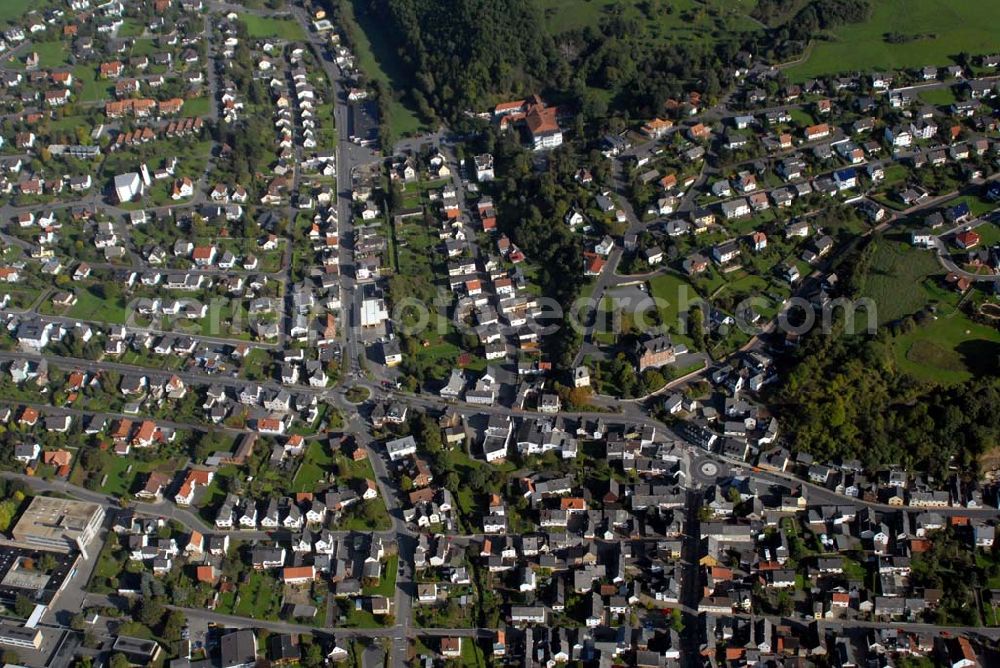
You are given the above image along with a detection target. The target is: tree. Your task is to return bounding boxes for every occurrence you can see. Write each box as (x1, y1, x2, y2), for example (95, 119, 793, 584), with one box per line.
(0, 500, 17, 532)
(688, 306, 706, 351)
(415, 414, 443, 454)
(109, 653, 130, 668)
(302, 639, 324, 667)
(161, 610, 185, 641)
(39, 553, 57, 572)
(137, 598, 165, 628)
(468, 467, 489, 493)
(14, 594, 34, 618)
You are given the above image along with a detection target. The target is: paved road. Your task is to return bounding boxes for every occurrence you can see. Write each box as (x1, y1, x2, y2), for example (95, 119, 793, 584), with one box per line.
(292, 3, 381, 378)
(291, 11, 414, 665)
(931, 212, 1000, 283)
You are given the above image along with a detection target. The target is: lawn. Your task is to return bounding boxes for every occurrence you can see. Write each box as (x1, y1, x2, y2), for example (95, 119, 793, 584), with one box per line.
(199, 300, 252, 340)
(436, 447, 516, 523)
(184, 96, 212, 118)
(947, 195, 998, 219)
(195, 464, 238, 519)
(0, 0, 34, 24)
(458, 636, 485, 668)
(243, 15, 307, 41)
(117, 19, 146, 38)
(31, 41, 71, 69)
(786, 0, 1000, 81)
(65, 285, 129, 324)
(291, 440, 334, 492)
(788, 108, 815, 128)
(974, 221, 1000, 248)
(232, 571, 281, 619)
(648, 273, 700, 348)
(99, 457, 153, 497)
(363, 554, 398, 597)
(855, 238, 945, 326)
(892, 311, 1000, 384)
(918, 87, 958, 106)
(882, 164, 910, 187)
(73, 65, 107, 102)
(347, 0, 425, 138)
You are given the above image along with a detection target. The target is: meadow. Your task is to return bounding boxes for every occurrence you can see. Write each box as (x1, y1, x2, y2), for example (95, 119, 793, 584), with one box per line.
(0, 0, 35, 25)
(786, 0, 1000, 81)
(346, 0, 425, 139)
(855, 236, 946, 326)
(854, 236, 1000, 384)
(892, 311, 1000, 384)
(243, 15, 307, 41)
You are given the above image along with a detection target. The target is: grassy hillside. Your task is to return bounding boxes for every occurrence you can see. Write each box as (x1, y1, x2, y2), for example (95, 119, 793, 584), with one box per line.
(344, 0, 425, 138)
(854, 237, 944, 327)
(0, 0, 36, 25)
(786, 0, 1000, 80)
(851, 235, 1000, 385)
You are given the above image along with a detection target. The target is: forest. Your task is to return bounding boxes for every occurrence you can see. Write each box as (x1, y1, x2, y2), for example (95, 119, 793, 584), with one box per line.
(357, 0, 567, 123)
(753, 0, 872, 33)
(357, 0, 874, 126)
(768, 329, 1000, 479)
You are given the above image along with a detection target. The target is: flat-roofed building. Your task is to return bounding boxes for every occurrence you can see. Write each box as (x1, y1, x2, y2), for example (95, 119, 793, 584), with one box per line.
(11, 496, 104, 557)
(112, 635, 163, 665)
(0, 622, 42, 649)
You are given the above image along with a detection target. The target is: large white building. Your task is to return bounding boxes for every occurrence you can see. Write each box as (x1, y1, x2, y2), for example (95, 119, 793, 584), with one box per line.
(360, 295, 388, 328)
(113, 172, 143, 203)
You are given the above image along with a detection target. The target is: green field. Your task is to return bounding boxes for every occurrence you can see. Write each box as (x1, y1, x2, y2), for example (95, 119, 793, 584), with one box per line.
(362, 554, 398, 597)
(291, 440, 334, 492)
(855, 238, 945, 326)
(65, 286, 129, 324)
(243, 15, 307, 40)
(0, 0, 35, 25)
(648, 273, 701, 347)
(786, 0, 1000, 81)
(892, 311, 1000, 384)
(918, 87, 958, 106)
(347, 0, 425, 139)
(853, 238, 1000, 384)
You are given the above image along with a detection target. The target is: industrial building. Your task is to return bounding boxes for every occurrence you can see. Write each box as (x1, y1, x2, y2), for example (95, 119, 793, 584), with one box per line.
(11, 497, 104, 557)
